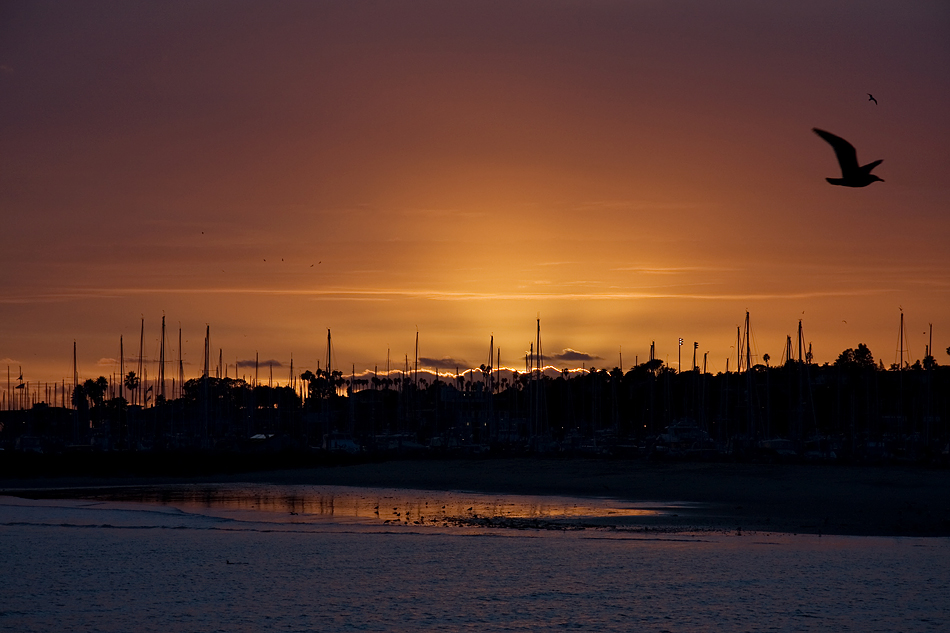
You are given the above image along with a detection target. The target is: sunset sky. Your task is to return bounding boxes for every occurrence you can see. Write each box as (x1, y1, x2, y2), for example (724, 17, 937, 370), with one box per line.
(2, 1, 949, 389)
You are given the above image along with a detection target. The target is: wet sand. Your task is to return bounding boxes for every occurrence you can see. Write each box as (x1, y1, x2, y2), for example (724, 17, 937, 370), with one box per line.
(253, 459, 950, 537)
(4, 459, 950, 537)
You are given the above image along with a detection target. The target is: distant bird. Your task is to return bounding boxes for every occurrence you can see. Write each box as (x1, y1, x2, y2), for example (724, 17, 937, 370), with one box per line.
(868, 93, 877, 105)
(813, 128, 884, 187)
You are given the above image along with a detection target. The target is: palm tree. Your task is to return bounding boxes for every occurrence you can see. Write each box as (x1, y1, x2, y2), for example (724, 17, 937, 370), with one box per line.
(71, 383, 86, 408)
(124, 371, 140, 405)
(83, 376, 108, 407)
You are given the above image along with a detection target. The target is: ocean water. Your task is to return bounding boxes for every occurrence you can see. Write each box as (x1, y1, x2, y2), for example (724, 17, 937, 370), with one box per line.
(1, 485, 948, 632)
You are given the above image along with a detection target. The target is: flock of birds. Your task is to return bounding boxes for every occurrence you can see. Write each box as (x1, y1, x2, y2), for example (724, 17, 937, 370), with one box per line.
(813, 92, 884, 188)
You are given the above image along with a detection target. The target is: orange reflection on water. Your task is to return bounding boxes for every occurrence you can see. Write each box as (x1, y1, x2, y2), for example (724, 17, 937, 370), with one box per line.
(97, 484, 668, 526)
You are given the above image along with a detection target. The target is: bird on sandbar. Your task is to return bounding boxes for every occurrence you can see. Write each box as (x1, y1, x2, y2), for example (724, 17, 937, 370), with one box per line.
(813, 128, 884, 187)
(868, 93, 877, 105)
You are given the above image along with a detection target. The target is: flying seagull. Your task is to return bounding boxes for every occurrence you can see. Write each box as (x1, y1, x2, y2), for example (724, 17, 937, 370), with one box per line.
(813, 128, 884, 187)
(868, 93, 877, 105)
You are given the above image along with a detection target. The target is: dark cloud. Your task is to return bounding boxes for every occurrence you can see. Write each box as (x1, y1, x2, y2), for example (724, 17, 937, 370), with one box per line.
(237, 359, 283, 368)
(550, 349, 602, 362)
(419, 357, 467, 370)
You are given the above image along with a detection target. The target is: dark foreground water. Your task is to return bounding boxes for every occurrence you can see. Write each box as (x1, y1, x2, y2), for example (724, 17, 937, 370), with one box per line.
(1, 484, 948, 632)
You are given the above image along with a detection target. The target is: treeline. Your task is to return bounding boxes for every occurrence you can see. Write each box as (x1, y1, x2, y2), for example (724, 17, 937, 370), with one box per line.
(1, 346, 948, 463)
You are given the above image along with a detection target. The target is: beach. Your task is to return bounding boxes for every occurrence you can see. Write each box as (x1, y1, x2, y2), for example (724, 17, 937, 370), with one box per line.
(4, 458, 950, 631)
(3, 458, 949, 537)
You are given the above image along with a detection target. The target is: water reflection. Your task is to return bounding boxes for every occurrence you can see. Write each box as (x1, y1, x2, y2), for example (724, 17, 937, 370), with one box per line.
(75, 484, 682, 527)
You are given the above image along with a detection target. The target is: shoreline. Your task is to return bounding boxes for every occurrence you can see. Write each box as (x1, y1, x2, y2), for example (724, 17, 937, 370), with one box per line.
(3, 458, 950, 537)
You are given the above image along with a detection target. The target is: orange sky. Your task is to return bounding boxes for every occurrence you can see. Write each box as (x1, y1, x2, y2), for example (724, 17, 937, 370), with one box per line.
(2, 1, 949, 388)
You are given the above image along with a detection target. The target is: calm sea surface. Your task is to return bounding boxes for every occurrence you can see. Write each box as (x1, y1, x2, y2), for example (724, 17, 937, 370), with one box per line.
(1, 484, 948, 632)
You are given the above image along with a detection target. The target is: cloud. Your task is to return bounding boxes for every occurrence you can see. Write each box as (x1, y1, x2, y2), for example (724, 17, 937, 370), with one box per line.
(0, 357, 21, 365)
(419, 357, 468, 370)
(237, 359, 283, 368)
(97, 357, 118, 366)
(551, 349, 602, 362)
(0, 286, 899, 304)
(570, 200, 708, 213)
(403, 207, 485, 220)
(611, 266, 738, 274)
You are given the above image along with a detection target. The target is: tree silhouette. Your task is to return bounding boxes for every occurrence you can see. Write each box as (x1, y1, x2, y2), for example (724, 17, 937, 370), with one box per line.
(124, 371, 140, 405)
(83, 376, 109, 407)
(835, 343, 876, 370)
(71, 383, 86, 408)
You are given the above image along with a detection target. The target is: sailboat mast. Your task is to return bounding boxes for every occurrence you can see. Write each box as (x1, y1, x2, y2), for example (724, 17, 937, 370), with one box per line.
(136, 318, 144, 406)
(536, 317, 541, 374)
(899, 311, 905, 369)
(736, 326, 741, 372)
(489, 335, 494, 392)
(929, 323, 933, 361)
(203, 326, 210, 378)
(535, 317, 542, 436)
(159, 316, 166, 399)
(745, 311, 754, 437)
(177, 326, 183, 399)
(797, 320, 804, 363)
(120, 335, 124, 400)
(744, 311, 751, 373)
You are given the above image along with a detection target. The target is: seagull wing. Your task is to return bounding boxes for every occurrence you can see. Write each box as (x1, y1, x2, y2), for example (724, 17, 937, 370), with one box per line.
(813, 128, 859, 177)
